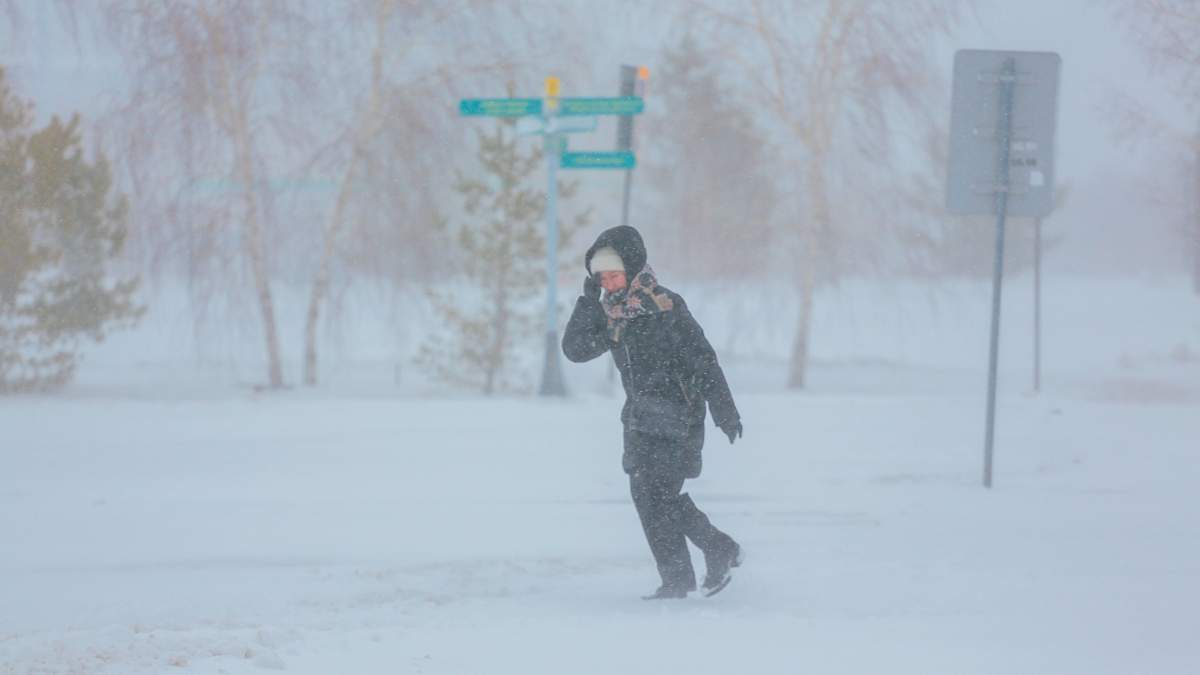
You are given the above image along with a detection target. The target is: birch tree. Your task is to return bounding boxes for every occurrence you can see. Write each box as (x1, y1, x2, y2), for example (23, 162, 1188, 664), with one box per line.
(100, 0, 314, 388)
(299, 0, 532, 386)
(643, 32, 777, 281)
(300, 0, 394, 387)
(1106, 0, 1200, 150)
(1111, 0, 1200, 291)
(1116, 0, 1200, 106)
(689, 0, 959, 388)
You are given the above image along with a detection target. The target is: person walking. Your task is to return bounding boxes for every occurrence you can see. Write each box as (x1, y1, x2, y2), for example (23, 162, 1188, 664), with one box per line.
(562, 225, 744, 599)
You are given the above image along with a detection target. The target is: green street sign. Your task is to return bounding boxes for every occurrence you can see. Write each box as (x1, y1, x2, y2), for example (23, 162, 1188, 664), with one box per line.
(459, 98, 543, 117)
(560, 151, 636, 169)
(558, 97, 644, 116)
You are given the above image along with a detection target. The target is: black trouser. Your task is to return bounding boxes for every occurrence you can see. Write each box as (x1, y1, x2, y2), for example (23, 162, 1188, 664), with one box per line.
(629, 469, 735, 589)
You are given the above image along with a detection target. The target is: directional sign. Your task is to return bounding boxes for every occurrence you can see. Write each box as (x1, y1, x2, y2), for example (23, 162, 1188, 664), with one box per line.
(947, 50, 1061, 218)
(558, 97, 644, 116)
(561, 151, 636, 169)
(458, 84, 647, 397)
(459, 98, 543, 117)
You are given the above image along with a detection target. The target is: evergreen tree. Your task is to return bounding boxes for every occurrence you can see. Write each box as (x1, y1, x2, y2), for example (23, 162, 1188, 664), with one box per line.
(0, 67, 144, 393)
(418, 119, 589, 394)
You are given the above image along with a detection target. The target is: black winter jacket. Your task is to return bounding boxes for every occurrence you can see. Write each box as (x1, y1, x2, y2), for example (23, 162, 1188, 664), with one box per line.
(562, 226, 740, 478)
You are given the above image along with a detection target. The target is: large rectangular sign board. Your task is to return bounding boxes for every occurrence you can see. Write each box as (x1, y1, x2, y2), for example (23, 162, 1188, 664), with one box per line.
(947, 50, 1061, 218)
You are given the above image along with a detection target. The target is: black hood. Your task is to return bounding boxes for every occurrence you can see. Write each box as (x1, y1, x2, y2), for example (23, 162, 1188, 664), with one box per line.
(584, 225, 647, 278)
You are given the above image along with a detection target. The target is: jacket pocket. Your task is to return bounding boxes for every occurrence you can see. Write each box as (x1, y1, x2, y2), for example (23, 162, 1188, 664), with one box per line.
(627, 394, 692, 440)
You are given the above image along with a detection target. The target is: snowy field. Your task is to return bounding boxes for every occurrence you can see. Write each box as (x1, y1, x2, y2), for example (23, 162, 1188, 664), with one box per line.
(3, 275, 1199, 674)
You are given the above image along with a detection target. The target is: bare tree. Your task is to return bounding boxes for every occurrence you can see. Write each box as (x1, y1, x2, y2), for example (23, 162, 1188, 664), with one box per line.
(643, 31, 778, 282)
(1111, 0, 1200, 291)
(299, 0, 395, 387)
(73, 0, 548, 389)
(688, 0, 960, 388)
(298, 0, 534, 386)
(96, 0, 319, 388)
(889, 120, 1070, 280)
(1117, 0, 1200, 106)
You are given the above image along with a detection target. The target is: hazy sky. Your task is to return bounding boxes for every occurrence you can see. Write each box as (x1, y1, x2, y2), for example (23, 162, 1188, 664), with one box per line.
(3, 1, 1181, 160)
(1, 0, 1189, 274)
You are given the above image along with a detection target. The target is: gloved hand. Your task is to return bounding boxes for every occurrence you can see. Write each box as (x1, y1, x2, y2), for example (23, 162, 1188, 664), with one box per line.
(720, 420, 743, 445)
(583, 274, 601, 301)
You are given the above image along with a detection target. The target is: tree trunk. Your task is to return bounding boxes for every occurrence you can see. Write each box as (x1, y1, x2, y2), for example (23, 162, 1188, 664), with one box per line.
(236, 124, 284, 389)
(483, 302, 506, 396)
(483, 251, 510, 396)
(204, 7, 283, 389)
(787, 151, 831, 390)
(302, 0, 392, 385)
(787, 270, 815, 389)
(303, 161, 358, 386)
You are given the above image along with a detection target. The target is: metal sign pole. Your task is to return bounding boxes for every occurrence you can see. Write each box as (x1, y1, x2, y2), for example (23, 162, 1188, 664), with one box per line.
(947, 50, 1059, 488)
(983, 58, 1017, 489)
(616, 65, 647, 230)
(620, 170, 633, 229)
(1034, 216, 1042, 393)
(1195, 121, 1200, 294)
(539, 127, 567, 396)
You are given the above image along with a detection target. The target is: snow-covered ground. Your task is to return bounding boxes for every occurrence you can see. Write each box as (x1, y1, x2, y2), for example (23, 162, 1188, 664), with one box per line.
(3, 275, 1199, 674)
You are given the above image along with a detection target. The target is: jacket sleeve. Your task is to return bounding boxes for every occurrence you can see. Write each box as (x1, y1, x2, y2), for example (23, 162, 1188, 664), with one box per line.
(671, 300, 740, 428)
(562, 295, 612, 363)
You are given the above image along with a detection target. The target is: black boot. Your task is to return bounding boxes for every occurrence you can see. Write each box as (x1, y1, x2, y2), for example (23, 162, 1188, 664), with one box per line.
(641, 581, 695, 600)
(702, 541, 743, 597)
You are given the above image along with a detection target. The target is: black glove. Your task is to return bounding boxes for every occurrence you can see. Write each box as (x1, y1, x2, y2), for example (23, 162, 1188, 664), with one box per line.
(583, 274, 601, 301)
(720, 420, 743, 445)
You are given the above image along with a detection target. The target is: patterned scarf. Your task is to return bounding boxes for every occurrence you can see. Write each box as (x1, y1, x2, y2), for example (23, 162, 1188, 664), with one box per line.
(601, 265, 674, 342)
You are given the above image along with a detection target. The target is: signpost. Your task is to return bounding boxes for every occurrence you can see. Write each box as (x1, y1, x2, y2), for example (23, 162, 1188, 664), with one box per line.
(460, 77, 645, 396)
(561, 151, 636, 169)
(558, 97, 644, 116)
(1034, 216, 1043, 392)
(617, 65, 649, 230)
(1195, 120, 1200, 295)
(947, 49, 1061, 488)
(459, 98, 542, 117)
